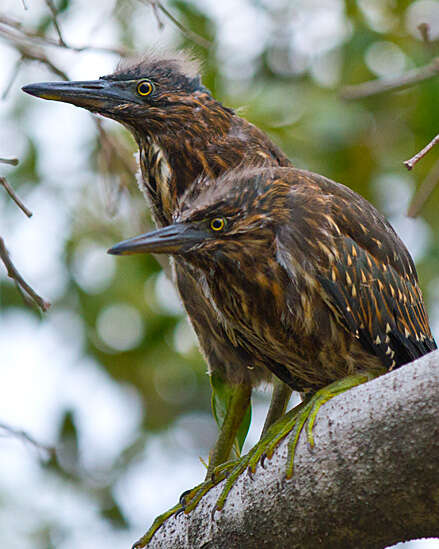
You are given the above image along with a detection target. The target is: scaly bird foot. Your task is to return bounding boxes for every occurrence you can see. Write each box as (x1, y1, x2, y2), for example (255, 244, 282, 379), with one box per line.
(133, 372, 381, 547)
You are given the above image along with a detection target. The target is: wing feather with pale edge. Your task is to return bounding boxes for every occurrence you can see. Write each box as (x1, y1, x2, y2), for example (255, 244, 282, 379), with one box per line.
(283, 170, 436, 369)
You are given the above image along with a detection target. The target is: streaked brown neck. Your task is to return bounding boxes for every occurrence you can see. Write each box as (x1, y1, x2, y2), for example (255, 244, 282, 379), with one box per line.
(132, 93, 291, 226)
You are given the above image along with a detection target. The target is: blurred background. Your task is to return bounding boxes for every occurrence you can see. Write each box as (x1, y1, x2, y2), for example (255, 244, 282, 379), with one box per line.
(1, 0, 439, 548)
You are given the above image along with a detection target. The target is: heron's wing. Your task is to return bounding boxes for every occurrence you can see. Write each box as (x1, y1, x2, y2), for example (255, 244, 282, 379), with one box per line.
(283, 170, 436, 369)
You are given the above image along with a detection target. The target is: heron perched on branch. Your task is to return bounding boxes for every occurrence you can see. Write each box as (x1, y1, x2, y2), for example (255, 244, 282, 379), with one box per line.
(108, 165, 436, 545)
(22, 52, 293, 474)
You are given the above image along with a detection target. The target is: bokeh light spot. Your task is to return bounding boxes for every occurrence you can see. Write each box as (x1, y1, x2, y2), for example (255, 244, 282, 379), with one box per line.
(365, 41, 407, 78)
(72, 240, 116, 294)
(96, 303, 144, 351)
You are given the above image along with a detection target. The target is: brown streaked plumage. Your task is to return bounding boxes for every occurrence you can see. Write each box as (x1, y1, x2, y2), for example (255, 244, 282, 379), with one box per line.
(22, 52, 293, 471)
(109, 166, 436, 392)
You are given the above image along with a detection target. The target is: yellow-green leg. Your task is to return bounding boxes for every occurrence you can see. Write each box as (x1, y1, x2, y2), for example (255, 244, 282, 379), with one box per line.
(132, 383, 251, 548)
(260, 379, 292, 439)
(213, 371, 382, 512)
(133, 372, 381, 547)
(206, 382, 252, 478)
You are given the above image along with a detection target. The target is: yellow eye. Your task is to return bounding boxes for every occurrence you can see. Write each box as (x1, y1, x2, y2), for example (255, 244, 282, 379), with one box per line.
(210, 217, 225, 231)
(136, 80, 153, 96)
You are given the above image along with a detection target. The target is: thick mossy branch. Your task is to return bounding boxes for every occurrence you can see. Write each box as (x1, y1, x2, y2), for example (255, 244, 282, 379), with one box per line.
(146, 351, 439, 549)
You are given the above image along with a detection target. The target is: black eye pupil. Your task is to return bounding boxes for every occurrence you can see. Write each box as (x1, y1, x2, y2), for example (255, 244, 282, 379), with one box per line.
(212, 219, 223, 229)
(139, 84, 149, 94)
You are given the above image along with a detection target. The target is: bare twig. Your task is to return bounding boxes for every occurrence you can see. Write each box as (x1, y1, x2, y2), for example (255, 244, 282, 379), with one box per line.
(95, 119, 137, 214)
(95, 119, 137, 175)
(404, 133, 439, 170)
(418, 22, 431, 44)
(0, 237, 50, 312)
(147, 0, 164, 29)
(341, 57, 439, 100)
(0, 157, 19, 166)
(0, 14, 128, 56)
(20, 0, 28, 10)
(45, 0, 67, 47)
(407, 157, 439, 218)
(2, 56, 24, 99)
(0, 177, 33, 217)
(0, 28, 69, 79)
(139, 0, 210, 49)
(0, 422, 55, 460)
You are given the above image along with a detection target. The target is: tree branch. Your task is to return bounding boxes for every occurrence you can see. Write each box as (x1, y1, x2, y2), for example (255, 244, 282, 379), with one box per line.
(404, 133, 439, 170)
(340, 57, 439, 100)
(407, 157, 439, 218)
(145, 351, 439, 549)
(0, 176, 33, 217)
(139, 1, 211, 49)
(0, 422, 55, 461)
(0, 14, 128, 56)
(0, 237, 50, 312)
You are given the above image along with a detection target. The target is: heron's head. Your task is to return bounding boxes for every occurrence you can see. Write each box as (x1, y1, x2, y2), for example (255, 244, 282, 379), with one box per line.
(107, 167, 293, 266)
(22, 52, 222, 135)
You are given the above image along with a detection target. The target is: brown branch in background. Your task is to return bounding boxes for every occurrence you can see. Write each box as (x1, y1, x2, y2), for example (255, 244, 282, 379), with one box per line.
(44, 0, 67, 47)
(407, 158, 439, 218)
(140, 0, 210, 49)
(0, 157, 19, 166)
(95, 119, 137, 176)
(404, 133, 439, 170)
(0, 422, 56, 460)
(0, 14, 128, 56)
(340, 57, 439, 100)
(0, 176, 33, 217)
(95, 118, 137, 215)
(147, 0, 164, 30)
(0, 237, 51, 312)
(418, 22, 431, 45)
(2, 30, 69, 80)
(1, 57, 24, 99)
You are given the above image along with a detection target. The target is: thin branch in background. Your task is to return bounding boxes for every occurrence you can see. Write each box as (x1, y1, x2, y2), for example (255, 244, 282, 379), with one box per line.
(0, 176, 33, 217)
(95, 118, 137, 215)
(140, 0, 210, 49)
(147, 0, 164, 30)
(8, 35, 69, 80)
(340, 57, 439, 100)
(95, 119, 137, 175)
(0, 157, 19, 166)
(44, 0, 67, 47)
(20, 0, 28, 9)
(0, 14, 128, 56)
(418, 22, 431, 44)
(404, 133, 439, 170)
(2, 56, 24, 99)
(0, 422, 56, 460)
(407, 157, 439, 218)
(0, 237, 51, 312)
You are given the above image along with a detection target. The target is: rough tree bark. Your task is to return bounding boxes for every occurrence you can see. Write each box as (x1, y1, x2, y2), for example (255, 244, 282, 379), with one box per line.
(146, 350, 439, 549)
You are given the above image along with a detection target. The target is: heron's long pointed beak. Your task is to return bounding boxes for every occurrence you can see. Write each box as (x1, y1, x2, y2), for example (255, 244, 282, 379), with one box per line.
(22, 79, 133, 111)
(107, 224, 204, 256)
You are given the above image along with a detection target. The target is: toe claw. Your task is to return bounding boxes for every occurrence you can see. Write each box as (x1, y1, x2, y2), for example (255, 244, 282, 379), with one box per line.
(179, 489, 191, 507)
(211, 504, 219, 520)
(260, 453, 267, 468)
(174, 506, 185, 518)
(247, 465, 254, 480)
